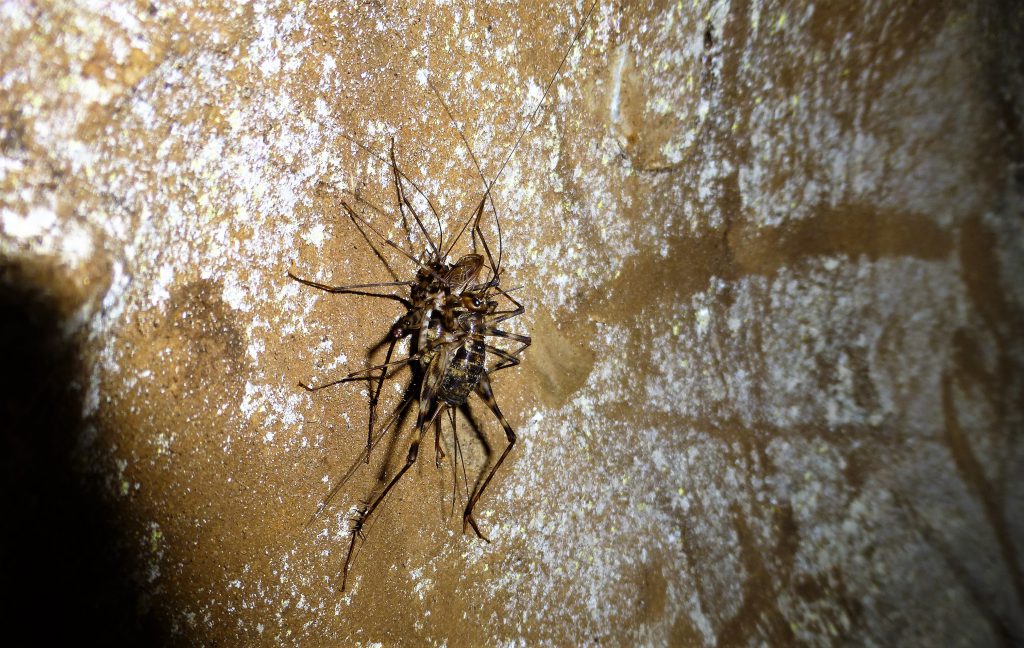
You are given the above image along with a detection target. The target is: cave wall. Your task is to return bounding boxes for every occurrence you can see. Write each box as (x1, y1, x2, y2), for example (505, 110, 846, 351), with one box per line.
(2, 0, 1023, 645)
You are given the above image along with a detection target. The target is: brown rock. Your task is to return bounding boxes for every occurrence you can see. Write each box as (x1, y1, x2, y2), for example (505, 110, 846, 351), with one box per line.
(2, 0, 1023, 645)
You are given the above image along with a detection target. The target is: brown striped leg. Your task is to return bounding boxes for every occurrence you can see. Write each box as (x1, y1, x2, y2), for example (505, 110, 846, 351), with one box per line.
(481, 327, 531, 368)
(482, 328, 530, 346)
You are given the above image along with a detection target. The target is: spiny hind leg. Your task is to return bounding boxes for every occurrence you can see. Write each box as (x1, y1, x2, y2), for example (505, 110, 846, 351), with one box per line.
(341, 451, 416, 592)
(463, 374, 516, 541)
(341, 406, 436, 592)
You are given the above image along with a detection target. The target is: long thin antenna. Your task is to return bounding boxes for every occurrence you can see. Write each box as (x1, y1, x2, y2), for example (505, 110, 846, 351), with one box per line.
(427, 79, 502, 282)
(439, 0, 600, 274)
(390, 139, 440, 258)
(493, 0, 599, 185)
(339, 131, 446, 252)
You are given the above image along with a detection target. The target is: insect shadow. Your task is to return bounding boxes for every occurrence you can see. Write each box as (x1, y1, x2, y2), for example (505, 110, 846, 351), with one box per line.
(290, 1, 599, 592)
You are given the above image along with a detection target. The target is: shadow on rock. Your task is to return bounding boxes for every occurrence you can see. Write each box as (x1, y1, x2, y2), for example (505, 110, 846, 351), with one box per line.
(0, 260, 164, 645)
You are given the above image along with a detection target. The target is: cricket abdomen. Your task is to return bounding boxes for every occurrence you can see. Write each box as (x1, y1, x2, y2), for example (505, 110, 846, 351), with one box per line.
(438, 336, 486, 406)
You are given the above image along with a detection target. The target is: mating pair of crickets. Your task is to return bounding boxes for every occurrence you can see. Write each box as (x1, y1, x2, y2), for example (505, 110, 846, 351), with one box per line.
(290, 1, 599, 592)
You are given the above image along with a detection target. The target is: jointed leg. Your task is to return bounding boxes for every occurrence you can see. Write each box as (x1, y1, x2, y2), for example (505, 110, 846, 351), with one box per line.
(463, 374, 517, 541)
(389, 138, 415, 252)
(306, 386, 416, 528)
(301, 330, 466, 393)
(287, 271, 412, 307)
(485, 289, 526, 325)
(365, 335, 399, 463)
(445, 194, 485, 261)
(341, 405, 437, 592)
(447, 408, 469, 518)
(481, 327, 531, 372)
(426, 78, 503, 275)
(434, 410, 446, 468)
(470, 198, 498, 277)
(390, 139, 440, 258)
(340, 201, 441, 277)
(484, 344, 524, 373)
(298, 353, 412, 392)
(336, 131, 444, 251)
(483, 327, 530, 347)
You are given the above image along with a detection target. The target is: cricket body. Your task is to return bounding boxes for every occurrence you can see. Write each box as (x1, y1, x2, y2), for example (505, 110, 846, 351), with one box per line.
(290, 0, 600, 592)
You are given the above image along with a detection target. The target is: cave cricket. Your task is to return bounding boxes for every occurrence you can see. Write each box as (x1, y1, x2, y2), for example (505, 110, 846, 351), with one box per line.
(290, 0, 600, 591)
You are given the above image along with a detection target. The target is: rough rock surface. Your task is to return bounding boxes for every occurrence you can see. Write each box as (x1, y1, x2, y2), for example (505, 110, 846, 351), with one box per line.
(2, 0, 1023, 645)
